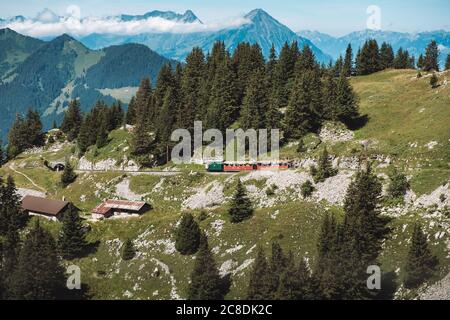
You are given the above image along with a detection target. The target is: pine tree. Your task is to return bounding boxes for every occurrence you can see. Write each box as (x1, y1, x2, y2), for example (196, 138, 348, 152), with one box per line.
(207, 56, 237, 131)
(314, 213, 340, 299)
(404, 223, 439, 289)
(188, 233, 229, 300)
(9, 221, 66, 300)
(356, 39, 381, 75)
(342, 44, 353, 77)
(77, 113, 92, 154)
(175, 213, 201, 255)
(271, 42, 298, 110)
(233, 43, 266, 107)
(126, 96, 137, 125)
(247, 247, 273, 300)
(1, 228, 21, 297)
(131, 114, 157, 167)
(58, 205, 88, 260)
(7, 114, 29, 159)
(96, 116, 109, 149)
(0, 176, 26, 235)
(322, 70, 338, 121)
(228, 180, 253, 223)
(180, 48, 206, 132)
(423, 40, 440, 72)
(296, 45, 317, 73)
(394, 48, 412, 69)
(446, 54, 450, 71)
(285, 68, 322, 139)
(380, 42, 394, 69)
(387, 168, 409, 199)
(268, 241, 287, 295)
(122, 239, 136, 261)
(333, 56, 344, 77)
(25, 108, 44, 147)
(240, 68, 268, 130)
(155, 86, 179, 162)
(312, 147, 337, 183)
(61, 160, 77, 187)
(61, 99, 83, 141)
(267, 44, 278, 79)
(300, 180, 315, 198)
(277, 255, 313, 300)
(334, 73, 359, 124)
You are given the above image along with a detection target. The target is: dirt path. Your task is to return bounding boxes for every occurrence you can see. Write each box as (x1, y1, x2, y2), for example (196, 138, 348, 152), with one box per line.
(8, 163, 47, 193)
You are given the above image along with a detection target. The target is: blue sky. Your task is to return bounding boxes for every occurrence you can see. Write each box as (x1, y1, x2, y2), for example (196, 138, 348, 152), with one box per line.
(1, 0, 449, 36)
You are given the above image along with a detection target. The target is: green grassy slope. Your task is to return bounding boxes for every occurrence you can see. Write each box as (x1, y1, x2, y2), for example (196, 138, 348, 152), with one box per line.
(0, 69, 449, 299)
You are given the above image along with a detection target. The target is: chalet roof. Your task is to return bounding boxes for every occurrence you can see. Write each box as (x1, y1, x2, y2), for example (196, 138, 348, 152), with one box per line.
(22, 196, 70, 216)
(92, 200, 147, 215)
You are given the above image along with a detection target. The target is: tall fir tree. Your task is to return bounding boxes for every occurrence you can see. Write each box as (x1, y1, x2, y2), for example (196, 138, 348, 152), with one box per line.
(404, 223, 439, 289)
(334, 73, 359, 124)
(58, 205, 88, 260)
(77, 113, 92, 154)
(356, 39, 381, 75)
(180, 48, 206, 132)
(60, 99, 83, 141)
(228, 179, 253, 223)
(0, 176, 26, 235)
(240, 68, 268, 130)
(423, 40, 440, 72)
(61, 160, 77, 187)
(122, 239, 136, 261)
(312, 147, 337, 183)
(322, 70, 338, 121)
(175, 213, 201, 255)
(277, 255, 314, 300)
(342, 44, 353, 77)
(9, 221, 66, 300)
(380, 42, 395, 70)
(7, 114, 29, 159)
(285, 68, 322, 139)
(25, 108, 44, 147)
(126, 96, 137, 125)
(207, 55, 237, 131)
(247, 247, 273, 300)
(188, 233, 229, 300)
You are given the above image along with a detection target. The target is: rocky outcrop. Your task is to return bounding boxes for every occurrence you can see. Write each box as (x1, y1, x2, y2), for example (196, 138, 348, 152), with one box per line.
(77, 156, 140, 172)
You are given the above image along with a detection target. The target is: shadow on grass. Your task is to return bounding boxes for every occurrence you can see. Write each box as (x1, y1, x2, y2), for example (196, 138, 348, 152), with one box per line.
(346, 114, 370, 131)
(83, 240, 101, 256)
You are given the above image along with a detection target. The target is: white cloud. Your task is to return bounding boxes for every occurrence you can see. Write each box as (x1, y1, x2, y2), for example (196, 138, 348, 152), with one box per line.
(1, 13, 250, 38)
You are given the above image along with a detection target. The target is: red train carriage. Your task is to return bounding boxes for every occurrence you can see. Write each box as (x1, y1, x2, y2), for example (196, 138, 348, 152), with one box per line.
(208, 161, 292, 172)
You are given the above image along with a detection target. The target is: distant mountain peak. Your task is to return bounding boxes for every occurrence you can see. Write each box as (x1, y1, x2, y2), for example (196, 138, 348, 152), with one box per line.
(35, 8, 60, 23)
(53, 33, 76, 42)
(245, 8, 273, 21)
(182, 10, 200, 23)
(119, 9, 202, 24)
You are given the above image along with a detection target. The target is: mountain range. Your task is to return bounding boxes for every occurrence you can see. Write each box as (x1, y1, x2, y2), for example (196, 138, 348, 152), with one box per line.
(80, 9, 331, 62)
(298, 29, 450, 68)
(0, 28, 176, 141)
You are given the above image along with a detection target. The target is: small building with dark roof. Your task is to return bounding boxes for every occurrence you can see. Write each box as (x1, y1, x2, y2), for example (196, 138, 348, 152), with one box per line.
(21, 195, 71, 221)
(92, 200, 150, 220)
